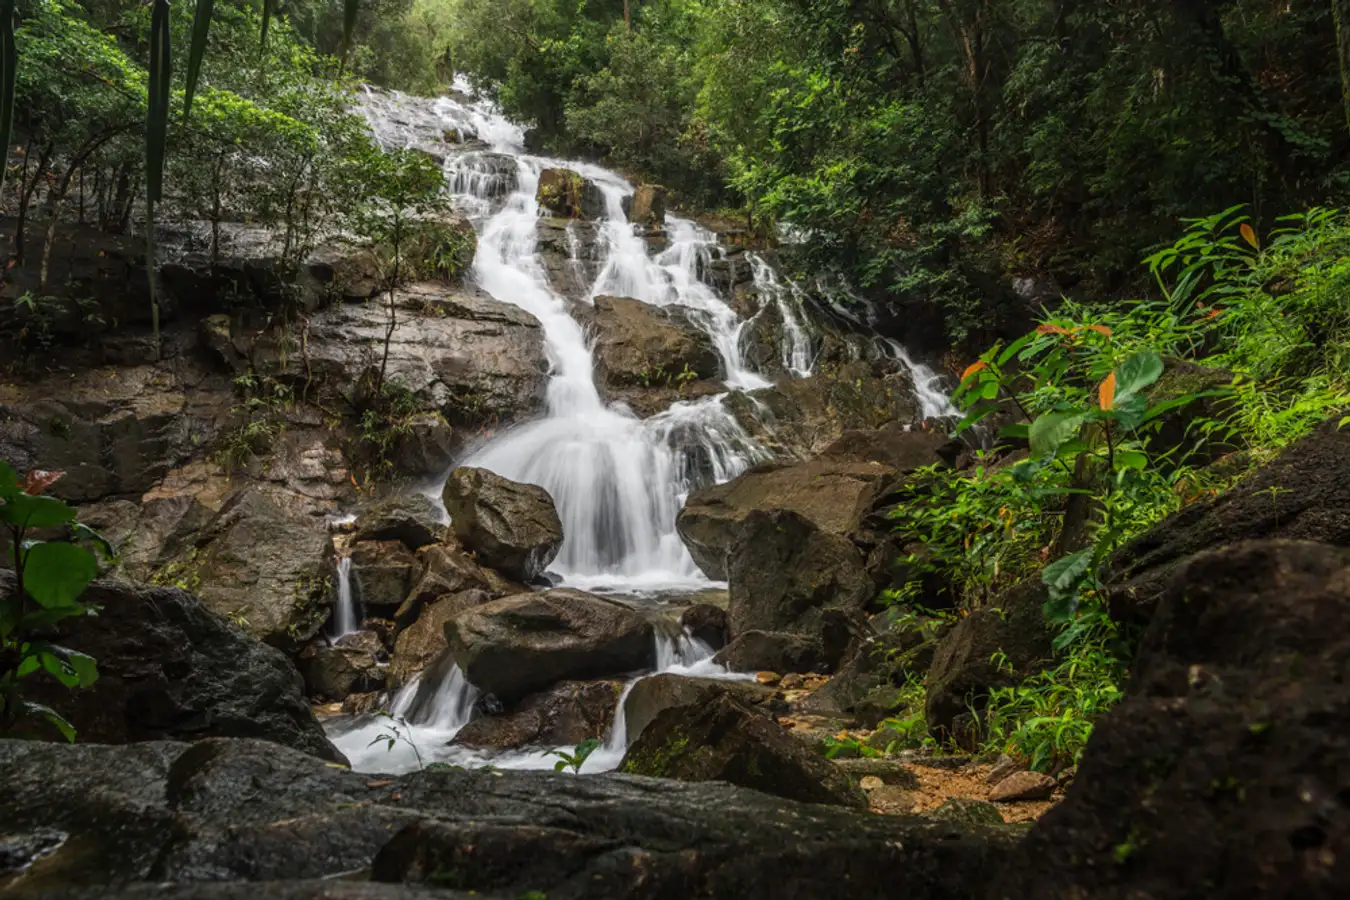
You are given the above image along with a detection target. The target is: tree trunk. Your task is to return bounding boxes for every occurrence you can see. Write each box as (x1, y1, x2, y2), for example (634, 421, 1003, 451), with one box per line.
(623, 0, 631, 33)
(1335, 0, 1350, 136)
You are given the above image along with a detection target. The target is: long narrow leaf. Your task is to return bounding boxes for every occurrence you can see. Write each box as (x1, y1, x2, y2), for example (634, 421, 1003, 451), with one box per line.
(260, 0, 274, 51)
(340, 0, 361, 69)
(0, 0, 16, 196)
(184, 0, 214, 117)
(146, 0, 172, 354)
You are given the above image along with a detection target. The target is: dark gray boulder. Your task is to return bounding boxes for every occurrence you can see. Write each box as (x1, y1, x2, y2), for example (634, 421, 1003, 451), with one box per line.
(443, 467, 563, 582)
(0, 574, 344, 764)
(355, 493, 444, 550)
(0, 737, 1015, 898)
(445, 589, 653, 703)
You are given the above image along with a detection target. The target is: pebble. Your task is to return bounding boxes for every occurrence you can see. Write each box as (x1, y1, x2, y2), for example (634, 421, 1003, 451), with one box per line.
(859, 775, 885, 791)
(989, 770, 1057, 803)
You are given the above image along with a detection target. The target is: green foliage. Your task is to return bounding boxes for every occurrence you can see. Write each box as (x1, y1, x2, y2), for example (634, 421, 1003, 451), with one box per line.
(546, 737, 599, 773)
(217, 372, 295, 472)
(0, 462, 108, 741)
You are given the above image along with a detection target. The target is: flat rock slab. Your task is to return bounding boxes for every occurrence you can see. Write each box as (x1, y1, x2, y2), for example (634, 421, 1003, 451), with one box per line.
(0, 737, 1017, 899)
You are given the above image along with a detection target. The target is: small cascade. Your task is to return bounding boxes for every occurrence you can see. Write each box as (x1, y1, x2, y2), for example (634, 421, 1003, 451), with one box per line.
(747, 252, 817, 378)
(877, 338, 960, 421)
(328, 555, 360, 639)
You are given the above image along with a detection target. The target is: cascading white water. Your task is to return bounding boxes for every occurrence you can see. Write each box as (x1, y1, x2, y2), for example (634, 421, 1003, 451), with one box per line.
(747, 252, 816, 378)
(333, 82, 953, 774)
(877, 338, 960, 421)
(329, 555, 359, 638)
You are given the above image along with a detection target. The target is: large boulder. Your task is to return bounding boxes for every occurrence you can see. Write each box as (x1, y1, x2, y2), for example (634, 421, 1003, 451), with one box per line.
(626, 184, 667, 227)
(451, 679, 623, 751)
(924, 579, 1054, 741)
(620, 694, 867, 809)
(173, 485, 336, 650)
(2, 574, 344, 763)
(723, 360, 921, 459)
(388, 590, 491, 689)
(1108, 415, 1350, 624)
(997, 540, 1350, 899)
(586, 295, 720, 389)
(443, 467, 564, 582)
(349, 540, 421, 614)
(300, 631, 386, 701)
(224, 285, 550, 430)
(726, 509, 873, 668)
(0, 737, 1015, 898)
(713, 629, 830, 674)
(355, 493, 444, 549)
(445, 589, 654, 703)
(620, 674, 777, 744)
(801, 611, 945, 724)
(678, 457, 903, 580)
(536, 168, 607, 220)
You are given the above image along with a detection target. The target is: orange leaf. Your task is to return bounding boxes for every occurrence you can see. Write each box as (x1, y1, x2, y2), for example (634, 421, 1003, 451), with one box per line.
(1085, 324, 1113, 337)
(1098, 372, 1117, 411)
(960, 360, 987, 382)
(1036, 324, 1072, 335)
(1204, 308, 1223, 320)
(1240, 223, 1259, 250)
(19, 470, 64, 495)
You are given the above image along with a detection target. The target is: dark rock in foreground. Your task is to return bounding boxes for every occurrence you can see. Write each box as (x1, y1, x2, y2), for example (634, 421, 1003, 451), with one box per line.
(620, 694, 868, 809)
(1, 737, 1015, 899)
(1108, 415, 1350, 624)
(996, 540, 1350, 899)
(0, 574, 344, 764)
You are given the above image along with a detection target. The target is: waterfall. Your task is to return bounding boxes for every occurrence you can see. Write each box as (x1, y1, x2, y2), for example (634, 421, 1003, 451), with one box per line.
(329, 555, 359, 638)
(877, 338, 960, 421)
(331, 82, 950, 774)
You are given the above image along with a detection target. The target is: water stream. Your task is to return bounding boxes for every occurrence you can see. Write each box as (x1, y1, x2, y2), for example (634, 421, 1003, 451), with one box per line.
(330, 83, 951, 773)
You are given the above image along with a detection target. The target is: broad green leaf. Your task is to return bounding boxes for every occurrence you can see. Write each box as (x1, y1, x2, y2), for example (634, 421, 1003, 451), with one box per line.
(21, 542, 97, 608)
(184, 0, 215, 118)
(0, 0, 13, 197)
(996, 333, 1035, 367)
(1042, 548, 1093, 597)
(0, 494, 75, 529)
(69, 523, 117, 563)
(15, 655, 38, 678)
(19, 701, 76, 742)
(1115, 450, 1148, 471)
(1113, 351, 1164, 400)
(997, 422, 1030, 440)
(29, 642, 99, 688)
(1029, 411, 1091, 458)
(0, 458, 16, 500)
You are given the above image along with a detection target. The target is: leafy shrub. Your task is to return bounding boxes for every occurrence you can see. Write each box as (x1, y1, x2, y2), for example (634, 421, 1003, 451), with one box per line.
(0, 463, 109, 740)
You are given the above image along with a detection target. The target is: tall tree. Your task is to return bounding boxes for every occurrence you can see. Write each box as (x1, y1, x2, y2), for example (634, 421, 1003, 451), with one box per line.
(1336, 0, 1350, 135)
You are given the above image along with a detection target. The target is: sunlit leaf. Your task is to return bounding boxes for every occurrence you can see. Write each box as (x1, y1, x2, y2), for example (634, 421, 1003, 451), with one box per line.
(960, 360, 987, 383)
(1113, 351, 1164, 403)
(1239, 223, 1259, 250)
(1098, 372, 1116, 411)
(21, 542, 97, 608)
(1029, 411, 1091, 458)
(184, 0, 215, 118)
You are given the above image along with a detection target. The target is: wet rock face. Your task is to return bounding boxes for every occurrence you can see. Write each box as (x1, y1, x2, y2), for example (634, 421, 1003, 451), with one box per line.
(536, 168, 607, 220)
(626, 184, 667, 228)
(724, 509, 873, 671)
(0, 737, 1016, 899)
(354, 493, 444, 550)
(388, 590, 491, 690)
(300, 631, 387, 701)
(184, 485, 337, 650)
(620, 674, 776, 745)
(445, 589, 654, 704)
(585, 294, 720, 391)
(0, 574, 344, 763)
(998, 540, 1350, 899)
(1108, 415, 1350, 625)
(0, 361, 229, 504)
(451, 679, 622, 751)
(924, 578, 1053, 741)
(443, 466, 564, 582)
(677, 457, 903, 580)
(620, 694, 867, 809)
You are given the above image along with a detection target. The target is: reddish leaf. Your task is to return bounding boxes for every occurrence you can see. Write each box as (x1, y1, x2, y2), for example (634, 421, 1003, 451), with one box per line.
(1204, 308, 1224, 321)
(1098, 372, 1117, 411)
(1085, 324, 1113, 337)
(1240, 223, 1259, 250)
(960, 360, 988, 382)
(1035, 324, 1072, 335)
(19, 470, 64, 495)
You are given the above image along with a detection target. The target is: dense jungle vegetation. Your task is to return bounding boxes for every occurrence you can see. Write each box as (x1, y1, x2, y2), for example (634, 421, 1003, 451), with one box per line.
(5, 0, 1350, 776)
